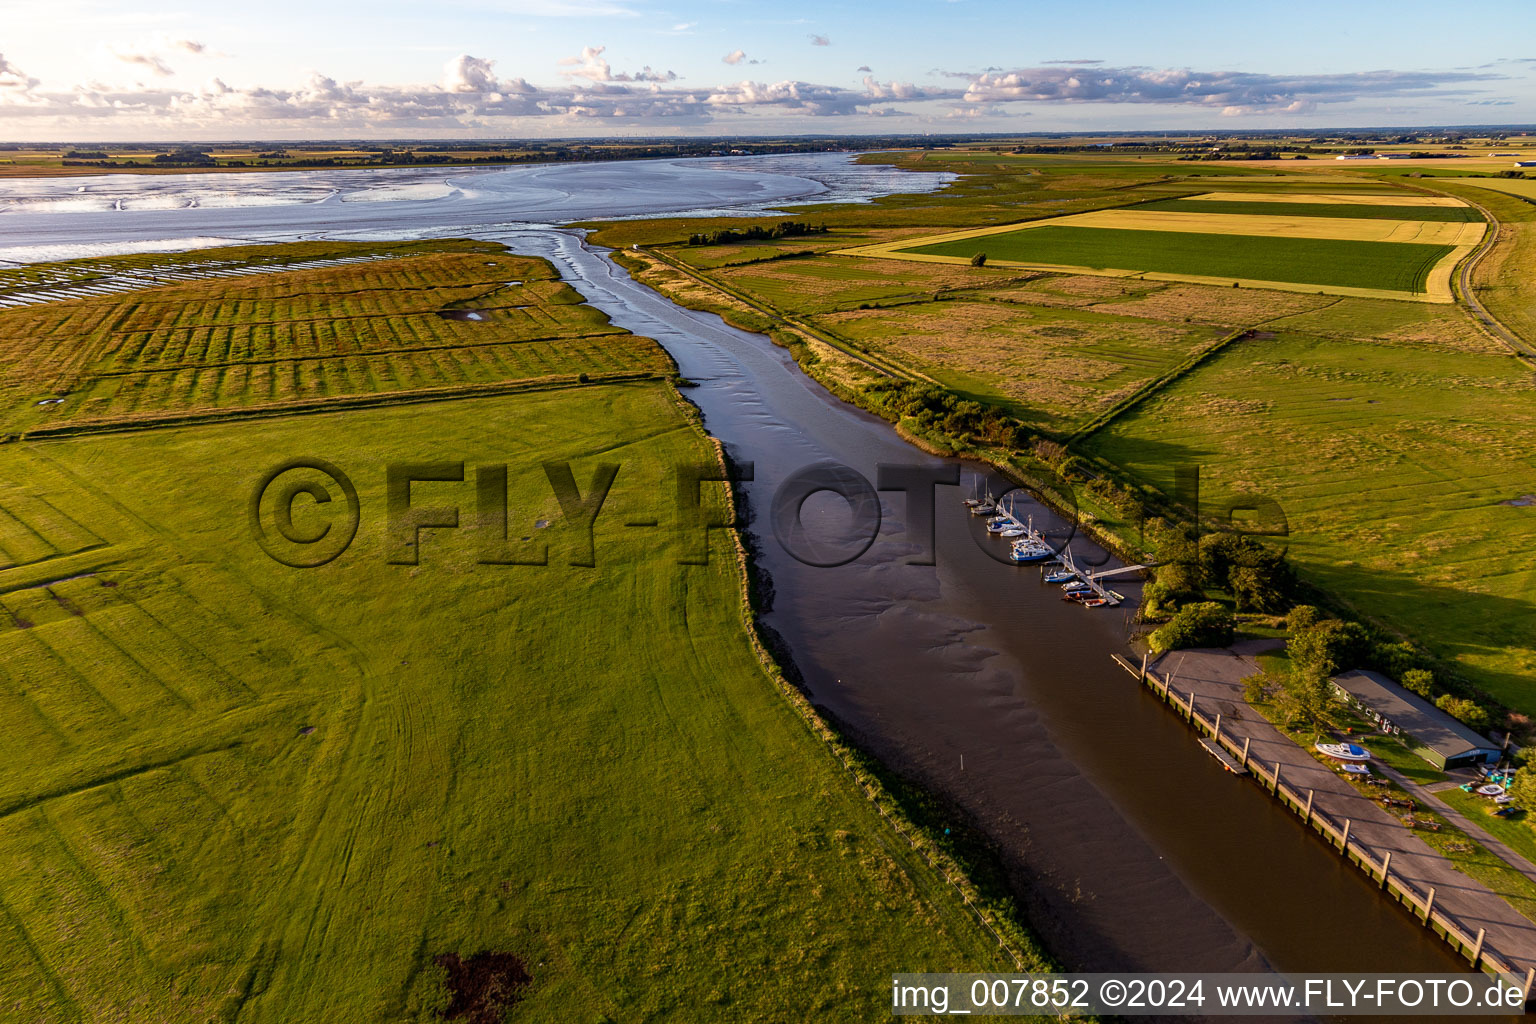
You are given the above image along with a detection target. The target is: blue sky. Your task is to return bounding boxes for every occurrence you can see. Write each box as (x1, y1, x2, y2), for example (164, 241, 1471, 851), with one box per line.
(1, 0, 1532, 139)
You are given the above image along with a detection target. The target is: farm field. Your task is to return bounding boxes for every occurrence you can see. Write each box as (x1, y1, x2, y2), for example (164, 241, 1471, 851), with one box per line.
(1081, 329, 1536, 705)
(1437, 177, 1536, 201)
(891, 225, 1454, 296)
(0, 378, 1018, 1023)
(588, 149, 1536, 723)
(843, 187, 1486, 302)
(0, 241, 672, 435)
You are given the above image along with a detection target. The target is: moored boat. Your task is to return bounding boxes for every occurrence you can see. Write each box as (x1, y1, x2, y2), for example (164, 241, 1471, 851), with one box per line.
(1315, 742, 1371, 762)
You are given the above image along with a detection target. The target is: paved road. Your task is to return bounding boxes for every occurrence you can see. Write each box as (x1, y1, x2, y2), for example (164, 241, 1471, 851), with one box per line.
(1154, 644, 1536, 981)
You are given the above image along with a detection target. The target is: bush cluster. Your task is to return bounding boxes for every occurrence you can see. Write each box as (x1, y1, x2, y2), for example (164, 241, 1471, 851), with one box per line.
(688, 222, 828, 246)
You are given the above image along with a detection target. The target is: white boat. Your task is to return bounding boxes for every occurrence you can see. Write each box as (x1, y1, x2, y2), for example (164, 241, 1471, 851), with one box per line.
(1062, 581, 1093, 594)
(1477, 784, 1506, 797)
(1044, 569, 1077, 584)
(1316, 742, 1371, 762)
(987, 519, 1012, 533)
(1000, 527, 1025, 538)
(1010, 541, 1052, 564)
(1341, 763, 1372, 776)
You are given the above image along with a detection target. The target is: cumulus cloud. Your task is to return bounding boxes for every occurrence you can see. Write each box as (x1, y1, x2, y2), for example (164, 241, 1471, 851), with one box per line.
(0, 55, 1505, 134)
(559, 44, 676, 83)
(723, 49, 745, 65)
(1042, 59, 1102, 66)
(808, 34, 830, 46)
(442, 54, 498, 93)
(960, 64, 1496, 111)
(856, 65, 872, 72)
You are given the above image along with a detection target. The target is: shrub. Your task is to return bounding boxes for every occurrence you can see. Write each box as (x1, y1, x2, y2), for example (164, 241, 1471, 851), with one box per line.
(970, 252, 988, 267)
(1435, 695, 1491, 733)
(1285, 605, 1323, 633)
(1148, 601, 1235, 654)
(1506, 767, 1536, 812)
(1400, 668, 1434, 698)
(1289, 618, 1369, 681)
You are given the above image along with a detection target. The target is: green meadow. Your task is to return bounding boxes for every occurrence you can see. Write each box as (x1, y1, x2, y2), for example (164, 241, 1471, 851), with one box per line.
(905, 225, 1453, 293)
(0, 246, 1032, 1022)
(1081, 329, 1536, 705)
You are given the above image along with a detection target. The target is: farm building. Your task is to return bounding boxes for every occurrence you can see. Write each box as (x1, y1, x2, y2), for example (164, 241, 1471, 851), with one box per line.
(1330, 670, 1503, 770)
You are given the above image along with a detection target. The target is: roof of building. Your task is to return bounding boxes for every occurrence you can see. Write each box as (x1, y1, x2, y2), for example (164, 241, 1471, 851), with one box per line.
(1331, 669, 1500, 758)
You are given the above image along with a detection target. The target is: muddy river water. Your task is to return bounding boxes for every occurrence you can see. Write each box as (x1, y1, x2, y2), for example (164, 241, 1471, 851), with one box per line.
(0, 154, 1465, 976)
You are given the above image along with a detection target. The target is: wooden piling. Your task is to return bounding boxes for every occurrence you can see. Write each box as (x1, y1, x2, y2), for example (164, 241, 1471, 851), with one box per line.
(1380, 850, 1391, 889)
(1425, 886, 1436, 924)
(1303, 789, 1314, 826)
(1472, 928, 1485, 969)
(1341, 818, 1351, 852)
(1139, 651, 1148, 682)
(1240, 736, 1250, 770)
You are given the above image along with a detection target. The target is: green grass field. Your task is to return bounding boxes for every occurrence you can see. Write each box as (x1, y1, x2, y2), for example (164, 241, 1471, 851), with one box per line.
(0, 382, 1022, 1023)
(905, 225, 1454, 293)
(1082, 329, 1536, 706)
(0, 244, 1035, 1022)
(1135, 198, 1484, 222)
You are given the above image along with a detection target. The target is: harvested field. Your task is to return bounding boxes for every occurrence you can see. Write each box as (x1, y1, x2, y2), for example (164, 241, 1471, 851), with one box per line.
(1183, 191, 1471, 207)
(1416, 178, 1536, 201)
(1084, 283, 1339, 326)
(814, 300, 1222, 431)
(1140, 198, 1482, 222)
(1053, 208, 1484, 245)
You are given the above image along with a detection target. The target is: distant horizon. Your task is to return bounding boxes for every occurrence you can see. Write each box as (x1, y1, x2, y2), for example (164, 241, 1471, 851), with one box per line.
(3, 0, 1533, 140)
(9, 124, 1536, 146)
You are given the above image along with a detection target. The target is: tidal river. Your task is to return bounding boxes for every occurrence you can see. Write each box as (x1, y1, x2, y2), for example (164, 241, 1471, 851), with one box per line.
(0, 153, 1464, 976)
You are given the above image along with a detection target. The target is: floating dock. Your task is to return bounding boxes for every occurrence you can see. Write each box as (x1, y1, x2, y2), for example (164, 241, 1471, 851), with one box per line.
(1200, 737, 1248, 775)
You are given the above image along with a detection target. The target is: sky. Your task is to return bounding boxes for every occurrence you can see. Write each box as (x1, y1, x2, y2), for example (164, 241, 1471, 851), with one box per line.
(1, 0, 1533, 140)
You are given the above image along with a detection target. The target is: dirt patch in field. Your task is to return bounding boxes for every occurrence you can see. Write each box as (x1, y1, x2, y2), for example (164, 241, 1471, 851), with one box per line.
(435, 951, 531, 1024)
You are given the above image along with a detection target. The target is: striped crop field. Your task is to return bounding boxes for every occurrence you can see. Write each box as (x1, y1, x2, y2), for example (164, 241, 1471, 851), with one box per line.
(839, 190, 1485, 302)
(0, 241, 673, 434)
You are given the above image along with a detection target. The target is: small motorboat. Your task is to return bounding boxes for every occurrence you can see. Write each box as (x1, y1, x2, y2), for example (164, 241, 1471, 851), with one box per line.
(1080, 597, 1108, 608)
(1477, 784, 1506, 797)
(1000, 527, 1026, 538)
(1340, 763, 1371, 776)
(970, 500, 996, 516)
(1044, 570, 1077, 584)
(986, 519, 1011, 534)
(1061, 581, 1093, 594)
(1316, 742, 1371, 762)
